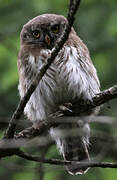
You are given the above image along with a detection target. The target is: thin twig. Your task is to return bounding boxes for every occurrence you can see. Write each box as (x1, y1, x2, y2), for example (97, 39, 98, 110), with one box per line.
(35, 146, 50, 180)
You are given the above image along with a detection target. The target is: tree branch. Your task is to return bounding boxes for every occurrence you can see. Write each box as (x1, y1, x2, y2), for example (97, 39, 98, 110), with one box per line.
(16, 150, 117, 170)
(66, 85, 117, 116)
(14, 85, 117, 139)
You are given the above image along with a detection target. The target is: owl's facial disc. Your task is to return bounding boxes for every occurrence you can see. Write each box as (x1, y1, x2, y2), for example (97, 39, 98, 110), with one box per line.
(20, 14, 67, 50)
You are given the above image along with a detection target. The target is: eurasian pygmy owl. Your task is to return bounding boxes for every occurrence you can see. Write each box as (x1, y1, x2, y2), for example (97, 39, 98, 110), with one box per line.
(18, 14, 100, 175)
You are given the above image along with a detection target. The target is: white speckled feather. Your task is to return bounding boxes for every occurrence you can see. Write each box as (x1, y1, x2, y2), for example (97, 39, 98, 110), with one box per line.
(18, 46, 100, 123)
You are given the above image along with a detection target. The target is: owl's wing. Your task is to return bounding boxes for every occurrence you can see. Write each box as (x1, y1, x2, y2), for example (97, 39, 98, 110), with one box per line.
(64, 31, 100, 95)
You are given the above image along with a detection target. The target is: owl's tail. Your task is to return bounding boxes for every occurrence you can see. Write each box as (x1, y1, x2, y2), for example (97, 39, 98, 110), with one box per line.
(62, 137, 90, 175)
(50, 121, 90, 175)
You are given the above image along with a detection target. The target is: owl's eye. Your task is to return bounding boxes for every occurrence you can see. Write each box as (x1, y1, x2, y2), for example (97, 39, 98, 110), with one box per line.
(32, 30, 40, 38)
(51, 24, 59, 33)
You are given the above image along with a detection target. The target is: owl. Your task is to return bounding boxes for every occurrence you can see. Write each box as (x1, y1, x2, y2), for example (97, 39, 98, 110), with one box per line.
(18, 14, 100, 175)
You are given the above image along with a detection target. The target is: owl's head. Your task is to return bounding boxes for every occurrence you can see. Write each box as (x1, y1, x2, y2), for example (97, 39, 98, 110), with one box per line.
(20, 14, 67, 50)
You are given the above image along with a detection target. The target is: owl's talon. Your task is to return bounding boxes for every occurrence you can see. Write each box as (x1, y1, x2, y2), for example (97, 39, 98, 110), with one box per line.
(59, 104, 72, 112)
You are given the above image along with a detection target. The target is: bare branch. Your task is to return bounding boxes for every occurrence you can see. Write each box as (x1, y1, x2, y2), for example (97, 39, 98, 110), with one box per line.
(16, 150, 117, 170)
(66, 85, 117, 116)
(3, 84, 117, 139)
(13, 85, 117, 140)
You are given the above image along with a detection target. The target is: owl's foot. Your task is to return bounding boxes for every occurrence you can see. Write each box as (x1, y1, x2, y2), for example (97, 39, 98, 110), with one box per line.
(49, 103, 72, 118)
(59, 103, 72, 113)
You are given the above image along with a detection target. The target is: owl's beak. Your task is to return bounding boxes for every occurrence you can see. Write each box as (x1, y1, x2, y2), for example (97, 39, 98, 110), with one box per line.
(45, 34, 51, 46)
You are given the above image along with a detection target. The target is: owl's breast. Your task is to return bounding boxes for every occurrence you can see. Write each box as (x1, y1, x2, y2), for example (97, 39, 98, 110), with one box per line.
(18, 50, 63, 122)
(18, 46, 100, 122)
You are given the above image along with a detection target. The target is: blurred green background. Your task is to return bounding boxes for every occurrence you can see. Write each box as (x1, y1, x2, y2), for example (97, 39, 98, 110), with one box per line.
(0, 0, 117, 179)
